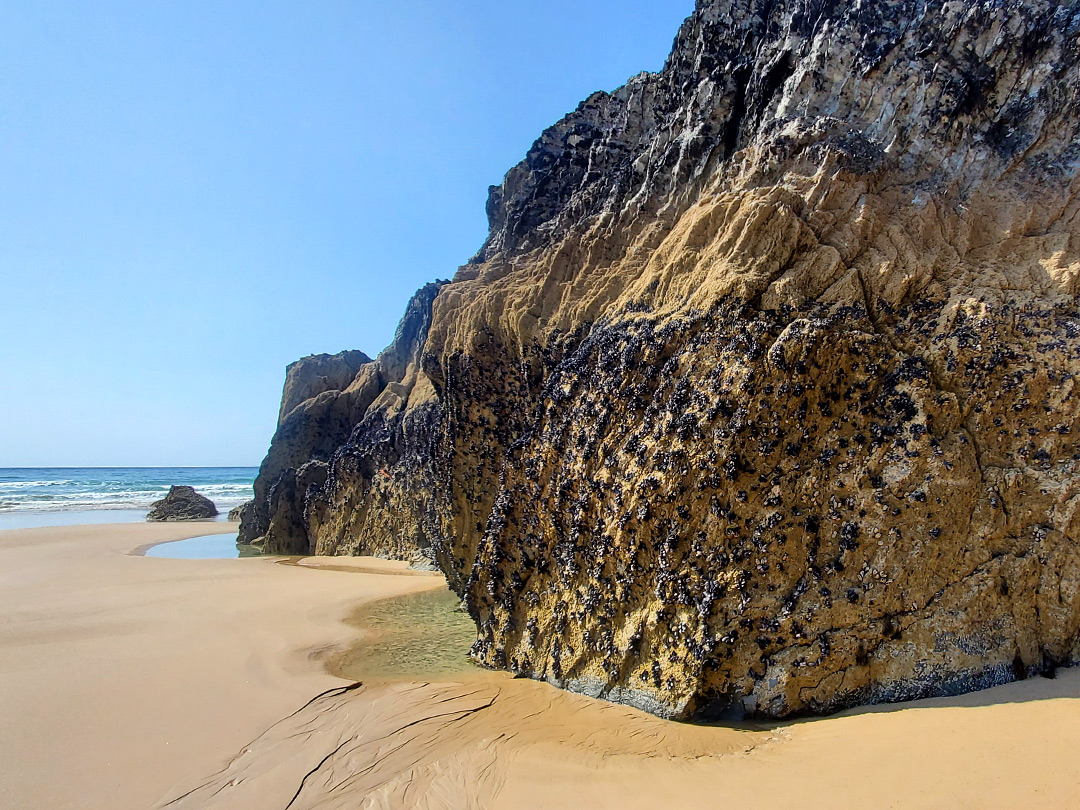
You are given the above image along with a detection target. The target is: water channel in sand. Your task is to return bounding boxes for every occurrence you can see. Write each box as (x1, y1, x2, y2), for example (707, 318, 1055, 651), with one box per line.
(328, 586, 481, 682)
(144, 533, 263, 559)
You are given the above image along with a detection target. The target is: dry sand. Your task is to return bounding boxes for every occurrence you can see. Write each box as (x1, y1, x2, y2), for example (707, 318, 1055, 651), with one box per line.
(0, 522, 443, 810)
(2, 522, 1079, 810)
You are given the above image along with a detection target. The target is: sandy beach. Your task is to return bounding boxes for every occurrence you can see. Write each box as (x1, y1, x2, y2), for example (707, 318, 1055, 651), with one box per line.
(2, 522, 1079, 809)
(0, 522, 443, 810)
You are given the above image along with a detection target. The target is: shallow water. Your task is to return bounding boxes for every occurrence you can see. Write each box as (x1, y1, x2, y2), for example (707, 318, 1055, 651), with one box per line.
(331, 587, 480, 682)
(145, 533, 262, 559)
(0, 508, 163, 531)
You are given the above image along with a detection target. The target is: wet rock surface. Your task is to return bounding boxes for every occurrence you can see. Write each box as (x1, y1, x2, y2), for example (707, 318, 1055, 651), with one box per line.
(147, 486, 219, 522)
(246, 0, 1080, 718)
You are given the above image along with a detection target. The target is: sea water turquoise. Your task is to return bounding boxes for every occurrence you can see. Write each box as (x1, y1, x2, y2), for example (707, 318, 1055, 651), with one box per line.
(0, 467, 257, 531)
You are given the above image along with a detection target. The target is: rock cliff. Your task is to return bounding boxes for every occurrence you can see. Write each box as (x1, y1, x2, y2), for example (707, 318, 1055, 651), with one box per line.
(245, 0, 1080, 719)
(240, 283, 445, 555)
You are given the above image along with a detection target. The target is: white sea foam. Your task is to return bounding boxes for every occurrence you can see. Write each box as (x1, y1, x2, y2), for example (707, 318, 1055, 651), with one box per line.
(0, 469, 256, 513)
(0, 480, 76, 489)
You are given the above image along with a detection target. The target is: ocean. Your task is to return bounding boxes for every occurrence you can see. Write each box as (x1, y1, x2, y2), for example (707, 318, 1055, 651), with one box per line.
(0, 467, 258, 531)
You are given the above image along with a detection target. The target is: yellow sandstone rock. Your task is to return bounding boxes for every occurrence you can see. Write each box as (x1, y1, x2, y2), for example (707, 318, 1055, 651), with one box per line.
(243, 0, 1080, 718)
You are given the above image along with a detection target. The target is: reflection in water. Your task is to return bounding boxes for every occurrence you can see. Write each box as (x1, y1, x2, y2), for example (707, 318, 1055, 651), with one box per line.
(331, 587, 479, 682)
(145, 533, 262, 559)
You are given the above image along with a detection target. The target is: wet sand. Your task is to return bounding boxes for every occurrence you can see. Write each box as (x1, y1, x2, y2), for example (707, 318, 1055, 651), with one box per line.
(2, 522, 1079, 809)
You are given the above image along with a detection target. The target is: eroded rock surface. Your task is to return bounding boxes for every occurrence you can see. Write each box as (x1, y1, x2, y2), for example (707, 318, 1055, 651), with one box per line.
(240, 282, 446, 555)
(278, 350, 372, 426)
(246, 0, 1080, 718)
(147, 486, 218, 522)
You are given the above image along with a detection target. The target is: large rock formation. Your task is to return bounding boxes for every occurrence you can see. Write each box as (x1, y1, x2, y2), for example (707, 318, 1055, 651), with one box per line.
(147, 486, 218, 522)
(240, 283, 446, 555)
(246, 0, 1080, 719)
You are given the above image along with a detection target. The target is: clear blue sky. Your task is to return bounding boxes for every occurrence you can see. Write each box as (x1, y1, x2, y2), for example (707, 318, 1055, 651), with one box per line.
(0, 0, 693, 467)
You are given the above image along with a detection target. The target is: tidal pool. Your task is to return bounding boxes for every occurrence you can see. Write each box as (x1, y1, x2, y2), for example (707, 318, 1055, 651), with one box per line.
(331, 587, 479, 682)
(145, 533, 262, 559)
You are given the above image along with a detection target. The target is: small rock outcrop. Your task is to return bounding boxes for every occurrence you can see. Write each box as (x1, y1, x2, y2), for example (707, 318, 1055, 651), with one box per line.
(228, 501, 252, 522)
(278, 350, 372, 427)
(147, 486, 218, 522)
(245, 0, 1080, 720)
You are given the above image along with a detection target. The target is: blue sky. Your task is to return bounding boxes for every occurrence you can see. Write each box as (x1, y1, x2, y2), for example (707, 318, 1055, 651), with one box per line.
(0, 0, 693, 467)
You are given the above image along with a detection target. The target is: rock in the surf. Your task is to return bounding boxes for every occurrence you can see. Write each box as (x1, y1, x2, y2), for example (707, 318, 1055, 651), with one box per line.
(147, 486, 219, 522)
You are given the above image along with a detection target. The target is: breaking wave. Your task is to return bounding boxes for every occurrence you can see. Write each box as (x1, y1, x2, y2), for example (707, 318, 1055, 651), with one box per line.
(0, 468, 257, 513)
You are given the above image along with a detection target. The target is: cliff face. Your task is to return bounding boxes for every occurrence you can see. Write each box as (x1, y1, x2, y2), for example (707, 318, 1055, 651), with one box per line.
(246, 0, 1080, 719)
(239, 283, 444, 556)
